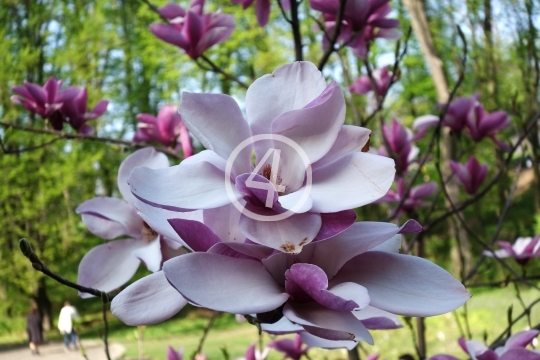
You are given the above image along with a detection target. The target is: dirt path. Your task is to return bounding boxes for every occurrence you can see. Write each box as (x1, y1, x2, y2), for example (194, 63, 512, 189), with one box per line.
(0, 340, 125, 360)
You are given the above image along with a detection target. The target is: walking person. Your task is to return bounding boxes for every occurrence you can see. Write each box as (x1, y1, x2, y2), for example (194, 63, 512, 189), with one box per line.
(58, 301, 79, 352)
(26, 305, 43, 356)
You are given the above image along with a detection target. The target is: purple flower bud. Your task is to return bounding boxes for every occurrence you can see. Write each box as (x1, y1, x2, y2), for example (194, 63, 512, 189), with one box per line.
(466, 104, 510, 150)
(167, 346, 183, 360)
(380, 119, 417, 175)
(268, 334, 309, 360)
(449, 156, 488, 195)
(60, 88, 109, 135)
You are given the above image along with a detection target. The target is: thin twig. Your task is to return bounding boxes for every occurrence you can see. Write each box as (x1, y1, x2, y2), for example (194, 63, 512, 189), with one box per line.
(18, 238, 114, 301)
(275, 0, 292, 23)
(193, 311, 221, 359)
(0, 121, 183, 159)
(317, 0, 347, 70)
(0, 136, 63, 154)
(290, 0, 304, 61)
(102, 302, 111, 360)
(200, 56, 249, 89)
(140, 0, 169, 22)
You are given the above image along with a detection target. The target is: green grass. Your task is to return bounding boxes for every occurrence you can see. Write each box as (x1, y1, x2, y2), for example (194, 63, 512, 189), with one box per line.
(2, 287, 540, 359)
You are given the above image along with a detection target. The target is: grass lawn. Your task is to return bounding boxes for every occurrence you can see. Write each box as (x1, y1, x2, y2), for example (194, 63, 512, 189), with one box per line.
(2, 287, 540, 359)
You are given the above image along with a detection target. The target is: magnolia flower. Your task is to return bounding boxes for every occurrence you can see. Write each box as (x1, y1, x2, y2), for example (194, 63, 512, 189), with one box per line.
(449, 156, 488, 195)
(466, 104, 510, 150)
(11, 77, 80, 130)
(75, 148, 186, 297)
(60, 88, 108, 135)
(484, 236, 540, 265)
(168, 346, 183, 360)
(160, 218, 469, 349)
(349, 67, 391, 96)
(134, 105, 193, 157)
(378, 118, 419, 175)
(428, 330, 540, 360)
(268, 334, 309, 360)
(314, 0, 400, 58)
(150, 0, 235, 59)
(129, 62, 395, 254)
(377, 178, 437, 214)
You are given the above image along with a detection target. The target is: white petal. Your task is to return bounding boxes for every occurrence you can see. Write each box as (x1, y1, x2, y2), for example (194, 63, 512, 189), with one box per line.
(300, 332, 357, 350)
(180, 92, 253, 175)
(261, 316, 304, 334)
(77, 239, 141, 298)
(118, 147, 169, 205)
(131, 236, 162, 272)
(309, 152, 395, 212)
(129, 155, 241, 210)
(313, 126, 371, 169)
(163, 252, 289, 314)
(111, 271, 187, 325)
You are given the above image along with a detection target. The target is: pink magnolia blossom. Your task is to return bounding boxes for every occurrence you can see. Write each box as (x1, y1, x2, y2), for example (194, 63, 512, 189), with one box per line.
(11, 77, 80, 130)
(484, 236, 540, 265)
(134, 105, 193, 157)
(75, 148, 187, 297)
(449, 156, 488, 195)
(268, 334, 309, 360)
(149, 0, 235, 59)
(313, 0, 400, 58)
(349, 67, 391, 96)
(377, 178, 437, 214)
(366, 355, 379, 360)
(128, 62, 396, 254)
(378, 118, 419, 175)
(167, 346, 183, 360)
(60, 87, 108, 135)
(466, 104, 510, 150)
(159, 217, 468, 349)
(428, 331, 540, 360)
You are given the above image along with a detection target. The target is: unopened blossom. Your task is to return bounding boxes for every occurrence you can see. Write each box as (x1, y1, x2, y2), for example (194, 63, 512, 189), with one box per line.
(159, 217, 469, 349)
(313, 0, 400, 58)
(129, 62, 395, 254)
(11, 77, 80, 130)
(378, 118, 419, 175)
(466, 104, 510, 150)
(268, 334, 309, 360)
(350, 67, 391, 96)
(134, 105, 193, 157)
(428, 330, 540, 360)
(61, 87, 108, 135)
(484, 236, 540, 266)
(449, 156, 488, 195)
(150, 0, 234, 59)
(377, 178, 437, 214)
(75, 148, 187, 297)
(167, 346, 183, 360)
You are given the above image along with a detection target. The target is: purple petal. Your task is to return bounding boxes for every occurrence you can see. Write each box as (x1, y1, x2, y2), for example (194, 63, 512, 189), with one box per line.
(25, 82, 47, 106)
(255, 0, 270, 26)
(331, 251, 470, 316)
(283, 302, 373, 344)
(168, 218, 221, 252)
(313, 210, 357, 241)
(236, 173, 278, 208)
(55, 86, 81, 103)
(163, 252, 289, 313)
(90, 99, 108, 117)
(167, 347, 183, 360)
(499, 349, 540, 360)
(427, 356, 460, 360)
(353, 306, 402, 329)
(159, 3, 186, 19)
(504, 330, 540, 349)
(77, 239, 142, 298)
(349, 76, 373, 95)
(111, 271, 187, 325)
(150, 23, 190, 49)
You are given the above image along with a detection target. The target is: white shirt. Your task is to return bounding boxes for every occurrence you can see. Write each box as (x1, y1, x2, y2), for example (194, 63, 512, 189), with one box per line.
(58, 305, 78, 333)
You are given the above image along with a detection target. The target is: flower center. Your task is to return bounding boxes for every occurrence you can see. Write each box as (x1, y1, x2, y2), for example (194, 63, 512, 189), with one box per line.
(141, 221, 158, 243)
(262, 164, 286, 194)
